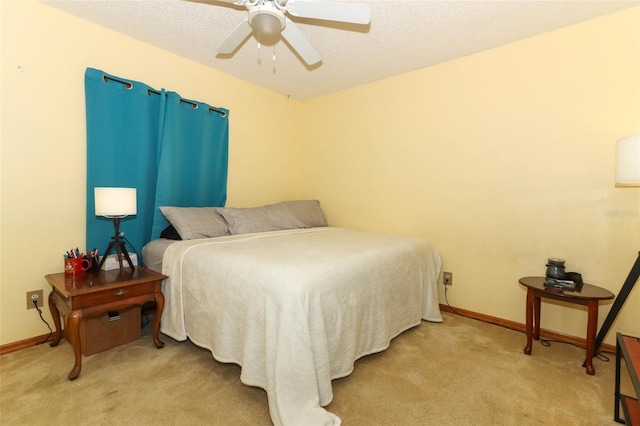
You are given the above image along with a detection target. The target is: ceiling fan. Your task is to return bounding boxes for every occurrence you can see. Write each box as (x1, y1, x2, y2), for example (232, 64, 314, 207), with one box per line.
(214, 0, 371, 66)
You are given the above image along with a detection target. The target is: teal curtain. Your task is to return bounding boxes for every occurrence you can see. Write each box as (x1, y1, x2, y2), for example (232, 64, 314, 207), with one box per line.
(150, 92, 229, 239)
(85, 68, 229, 263)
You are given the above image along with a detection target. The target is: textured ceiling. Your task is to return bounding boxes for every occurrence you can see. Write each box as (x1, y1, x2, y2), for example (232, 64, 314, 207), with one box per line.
(41, 0, 639, 100)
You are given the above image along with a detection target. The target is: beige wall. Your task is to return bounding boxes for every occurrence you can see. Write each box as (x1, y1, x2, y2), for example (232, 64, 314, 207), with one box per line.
(0, 1, 302, 345)
(1, 2, 638, 347)
(301, 7, 640, 344)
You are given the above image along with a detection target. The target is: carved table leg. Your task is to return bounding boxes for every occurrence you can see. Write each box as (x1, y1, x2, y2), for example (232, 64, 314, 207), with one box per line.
(524, 288, 534, 355)
(584, 300, 598, 375)
(48, 291, 62, 347)
(153, 291, 165, 349)
(533, 294, 541, 341)
(65, 310, 84, 380)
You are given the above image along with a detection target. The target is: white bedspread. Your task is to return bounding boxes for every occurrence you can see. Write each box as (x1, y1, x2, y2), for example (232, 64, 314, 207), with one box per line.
(160, 227, 442, 426)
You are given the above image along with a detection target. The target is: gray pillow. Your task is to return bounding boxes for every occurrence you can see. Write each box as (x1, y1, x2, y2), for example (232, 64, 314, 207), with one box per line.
(218, 200, 327, 235)
(159, 206, 229, 240)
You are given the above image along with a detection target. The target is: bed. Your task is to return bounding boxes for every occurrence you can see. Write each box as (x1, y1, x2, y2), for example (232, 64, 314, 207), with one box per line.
(143, 201, 442, 426)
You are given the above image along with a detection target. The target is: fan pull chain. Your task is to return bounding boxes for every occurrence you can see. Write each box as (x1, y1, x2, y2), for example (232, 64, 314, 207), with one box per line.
(257, 41, 261, 64)
(272, 45, 277, 74)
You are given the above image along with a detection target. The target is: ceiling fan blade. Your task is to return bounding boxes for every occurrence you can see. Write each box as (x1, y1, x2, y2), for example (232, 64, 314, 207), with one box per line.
(281, 19, 321, 65)
(214, 0, 249, 5)
(285, 0, 370, 25)
(217, 20, 253, 54)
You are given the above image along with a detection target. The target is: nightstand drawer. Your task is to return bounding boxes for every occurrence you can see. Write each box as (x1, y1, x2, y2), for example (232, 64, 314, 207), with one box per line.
(78, 282, 156, 308)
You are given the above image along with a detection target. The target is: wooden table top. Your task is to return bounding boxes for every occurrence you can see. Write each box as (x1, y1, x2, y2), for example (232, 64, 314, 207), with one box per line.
(519, 276, 615, 301)
(45, 267, 167, 298)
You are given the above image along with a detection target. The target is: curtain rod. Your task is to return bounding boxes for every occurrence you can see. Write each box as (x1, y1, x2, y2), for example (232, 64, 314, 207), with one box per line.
(102, 74, 227, 117)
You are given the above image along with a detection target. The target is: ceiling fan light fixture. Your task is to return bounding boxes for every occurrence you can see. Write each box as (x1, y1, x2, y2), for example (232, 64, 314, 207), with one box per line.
(249, 5, 286, 38)
(216, 0, 370, 66)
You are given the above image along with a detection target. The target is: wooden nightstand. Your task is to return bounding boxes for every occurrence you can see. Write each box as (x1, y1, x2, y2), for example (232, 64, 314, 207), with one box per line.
(46, 267, 167, 380)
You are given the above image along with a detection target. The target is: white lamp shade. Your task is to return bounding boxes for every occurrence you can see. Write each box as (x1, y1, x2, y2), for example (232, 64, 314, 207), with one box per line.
(94, 187, 137, 217)
(616, 133, 640, 187)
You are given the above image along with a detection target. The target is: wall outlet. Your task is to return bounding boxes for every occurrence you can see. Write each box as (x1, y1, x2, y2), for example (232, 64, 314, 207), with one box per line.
(443, 272, 453, 286)
(26, 290, 44, 310)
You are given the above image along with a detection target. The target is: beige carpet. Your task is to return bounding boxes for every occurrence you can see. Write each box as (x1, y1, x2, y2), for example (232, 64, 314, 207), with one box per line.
(0, 312, 629, 425)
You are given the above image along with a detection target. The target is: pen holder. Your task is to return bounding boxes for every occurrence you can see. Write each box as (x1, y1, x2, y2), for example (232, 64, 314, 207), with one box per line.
(65, 258, 91, 276)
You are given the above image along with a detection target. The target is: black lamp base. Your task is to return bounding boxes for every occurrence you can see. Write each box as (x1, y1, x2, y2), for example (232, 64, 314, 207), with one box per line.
(592, 251, 640, 357)
(97, 217, 135, 272)
(97, 240, 135, 271)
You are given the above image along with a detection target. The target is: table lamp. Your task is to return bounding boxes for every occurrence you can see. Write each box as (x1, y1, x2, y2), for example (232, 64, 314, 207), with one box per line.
(94, 187, 137, 271)
(593, 133, 640, 354)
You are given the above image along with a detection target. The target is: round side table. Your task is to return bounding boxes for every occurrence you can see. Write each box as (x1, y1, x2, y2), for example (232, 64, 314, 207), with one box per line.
(519, 276, 614, 375)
